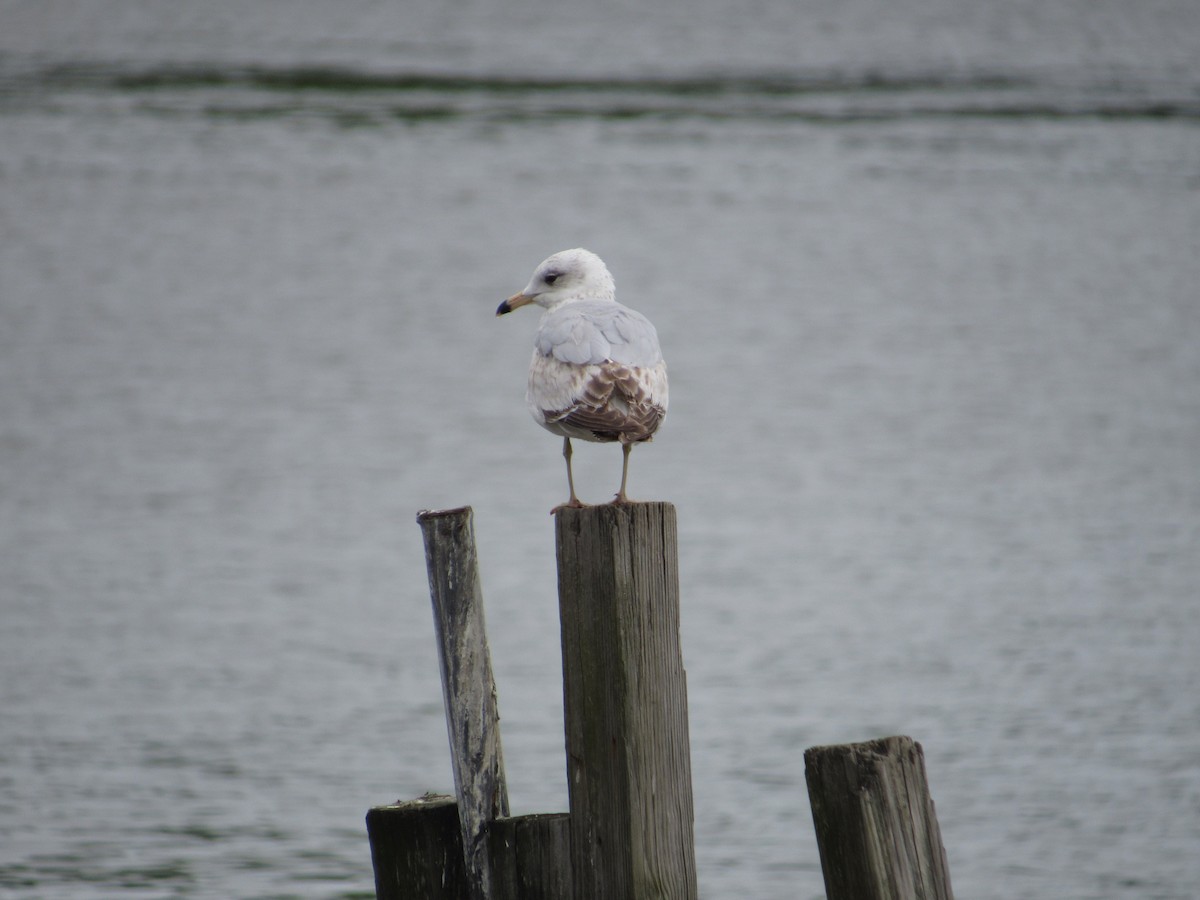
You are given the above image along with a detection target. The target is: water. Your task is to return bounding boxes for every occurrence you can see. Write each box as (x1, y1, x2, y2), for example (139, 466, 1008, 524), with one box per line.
(2, 2, 1199, 898)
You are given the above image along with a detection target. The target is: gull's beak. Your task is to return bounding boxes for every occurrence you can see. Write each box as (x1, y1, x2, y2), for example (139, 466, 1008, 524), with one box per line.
(496, 292, 535, 316)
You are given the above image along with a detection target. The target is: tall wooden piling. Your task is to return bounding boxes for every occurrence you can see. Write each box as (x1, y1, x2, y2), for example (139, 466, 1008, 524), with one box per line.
(804, 736, 955, 900)
(417, 507, 510, 900)
(555, 502, 697, 900)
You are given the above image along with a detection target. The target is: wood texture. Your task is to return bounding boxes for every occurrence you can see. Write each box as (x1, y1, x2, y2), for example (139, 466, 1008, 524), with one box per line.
(366, 796, 468, 900)
(555, 502, 697, 900)
(418, 507, 510, 900)
(487, 813, 573, 899)
(804, 736, 955, 900)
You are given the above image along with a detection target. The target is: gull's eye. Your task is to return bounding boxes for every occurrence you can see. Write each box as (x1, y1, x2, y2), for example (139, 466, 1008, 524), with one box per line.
(544, 271, 561, 285)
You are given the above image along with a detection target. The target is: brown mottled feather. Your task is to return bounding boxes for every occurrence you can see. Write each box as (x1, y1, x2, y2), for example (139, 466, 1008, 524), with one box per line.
(544, 362, 664, 444)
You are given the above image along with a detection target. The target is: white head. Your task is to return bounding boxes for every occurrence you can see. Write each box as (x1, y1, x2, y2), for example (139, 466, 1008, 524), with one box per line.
(496, 248, 615, 316)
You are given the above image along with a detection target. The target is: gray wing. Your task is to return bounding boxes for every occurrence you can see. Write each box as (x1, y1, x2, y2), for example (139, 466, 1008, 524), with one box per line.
(535, 300, 663, 367)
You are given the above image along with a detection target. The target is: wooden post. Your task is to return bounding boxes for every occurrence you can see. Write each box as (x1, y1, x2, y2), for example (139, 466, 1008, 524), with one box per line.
(417, 507, 510, 900)
(366, 795, 467, 899)
(555, 502, 697, 900)
(367, 800, 572, 900)
(804, 736, 955, 900)
(487, 813, 573, 899)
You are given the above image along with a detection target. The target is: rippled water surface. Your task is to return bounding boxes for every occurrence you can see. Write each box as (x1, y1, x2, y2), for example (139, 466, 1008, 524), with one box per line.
(2, 2, 1199, 898)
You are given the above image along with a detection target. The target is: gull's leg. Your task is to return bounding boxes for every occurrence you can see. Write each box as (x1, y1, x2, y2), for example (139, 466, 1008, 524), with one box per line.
(613, 442, 633, 504)
(554, 437, 586, 512)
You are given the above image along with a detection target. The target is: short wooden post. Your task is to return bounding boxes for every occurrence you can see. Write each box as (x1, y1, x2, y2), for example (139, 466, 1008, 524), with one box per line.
(487, 813, 573, 899)
(555, 502, 697, 900)
(417, 507, 510, 900)
(804, 735, 955, 900)
(366, 795, 467, 899)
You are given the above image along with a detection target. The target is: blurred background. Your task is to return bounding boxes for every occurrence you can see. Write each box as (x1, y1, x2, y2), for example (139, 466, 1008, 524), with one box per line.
(2, 1, 1199, 897)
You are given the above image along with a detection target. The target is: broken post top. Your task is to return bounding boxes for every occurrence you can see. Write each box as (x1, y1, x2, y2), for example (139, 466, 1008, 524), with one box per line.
(805, 735, 954, 900)
(417, 506, 473, 523)
(417, 508, 478, 566)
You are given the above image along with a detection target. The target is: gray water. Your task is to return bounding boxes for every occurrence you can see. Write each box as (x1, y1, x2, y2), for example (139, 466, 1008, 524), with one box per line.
(2, 2, 1199, 898)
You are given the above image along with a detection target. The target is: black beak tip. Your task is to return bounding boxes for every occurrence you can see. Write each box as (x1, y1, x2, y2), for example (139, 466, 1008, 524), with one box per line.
(496, 300, 512, 316)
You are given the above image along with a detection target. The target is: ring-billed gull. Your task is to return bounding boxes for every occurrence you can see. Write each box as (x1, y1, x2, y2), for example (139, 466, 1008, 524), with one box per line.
(496, 248, 668, 508)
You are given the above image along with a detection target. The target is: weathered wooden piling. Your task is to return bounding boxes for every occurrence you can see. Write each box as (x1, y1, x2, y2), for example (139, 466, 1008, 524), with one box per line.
(417, 507, 509, 900)
(804, 735, 955, 900)
(366, 795, 466, 899)
(368, 799, 571, 900)
(555, 502, 697, 900)
(487, 812, 573, 899)
(370, 502, 960, 898)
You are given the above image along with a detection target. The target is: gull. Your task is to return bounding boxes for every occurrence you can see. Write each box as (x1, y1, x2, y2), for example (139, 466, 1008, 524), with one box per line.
(496, 248, 668, 508)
